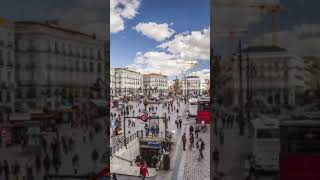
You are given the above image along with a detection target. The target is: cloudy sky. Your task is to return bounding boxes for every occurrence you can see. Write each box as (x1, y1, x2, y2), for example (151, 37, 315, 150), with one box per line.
(0, 0, 107, 40)
(110, 0, 210, 80)
(213, 0, 320, 57)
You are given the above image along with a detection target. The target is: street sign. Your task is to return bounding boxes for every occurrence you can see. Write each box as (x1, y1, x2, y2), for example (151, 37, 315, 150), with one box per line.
(139, 114, 149, 122)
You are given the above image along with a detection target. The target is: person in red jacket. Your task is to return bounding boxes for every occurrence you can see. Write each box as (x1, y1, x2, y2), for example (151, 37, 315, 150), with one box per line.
(140, 162, 149, 180)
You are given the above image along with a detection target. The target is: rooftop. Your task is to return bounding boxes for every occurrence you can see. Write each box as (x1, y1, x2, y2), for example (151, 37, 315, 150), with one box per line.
(143, 73, 167, 77)
(243, 45, 287, 53)
(114, 67, 141, 74)
(14, 21, 97, 39)
(185, 75, 200, 79)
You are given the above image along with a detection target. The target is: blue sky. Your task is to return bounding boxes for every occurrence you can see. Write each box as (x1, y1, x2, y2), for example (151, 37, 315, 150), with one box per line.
(110, 0, 210, 79)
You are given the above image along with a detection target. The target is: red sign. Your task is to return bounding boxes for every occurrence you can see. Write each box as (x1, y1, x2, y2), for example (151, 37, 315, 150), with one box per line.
(139, 114, 149, 122)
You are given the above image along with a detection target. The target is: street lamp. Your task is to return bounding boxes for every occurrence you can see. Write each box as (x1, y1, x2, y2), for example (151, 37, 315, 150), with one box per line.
(237, 40, 245, 136)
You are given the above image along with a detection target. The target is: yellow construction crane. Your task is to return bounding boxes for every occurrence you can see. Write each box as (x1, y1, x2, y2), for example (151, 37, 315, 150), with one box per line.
(214, 29, 248, 57)
(249, 3, 287, 46)
(215, 1, 287, 46)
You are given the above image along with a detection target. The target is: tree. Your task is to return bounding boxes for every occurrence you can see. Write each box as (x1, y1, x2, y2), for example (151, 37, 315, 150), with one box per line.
(172, 78, 183, 95)
(203, 79, 210, 95)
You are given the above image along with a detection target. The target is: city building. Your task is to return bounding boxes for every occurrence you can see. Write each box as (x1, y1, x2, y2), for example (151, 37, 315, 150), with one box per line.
(223, 45, 305, 106)
(114, 68, 143, 96)
(303, 56, 320, 91)
(14, 21, 106, 113)
(110, 66, 115, 97)
(0, 18, 15, 123)
(143, 73, 168, 97)
(182, 76, 201, 97)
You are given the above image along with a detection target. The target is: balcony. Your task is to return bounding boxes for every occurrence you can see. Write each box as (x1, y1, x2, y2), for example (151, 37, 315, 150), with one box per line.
(28, 45, 36, 52)
(7, 61, 13, 68)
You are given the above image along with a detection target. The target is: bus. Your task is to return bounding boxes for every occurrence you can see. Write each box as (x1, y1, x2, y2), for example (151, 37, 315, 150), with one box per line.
(250, 116, 280, 171)
(197, 98, 210, 124)
(280, 117, 320, 180)
(188, 98, 198, 117)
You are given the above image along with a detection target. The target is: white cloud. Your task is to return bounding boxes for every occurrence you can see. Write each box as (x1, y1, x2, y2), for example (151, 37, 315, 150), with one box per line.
(110, 0, 141, 33)
(189, 69, 210, 80)
(249, 24, 320, 57)
(158, 27, 210, 61)
(127, 51, 197, 77)
(134, 22, 175, 42)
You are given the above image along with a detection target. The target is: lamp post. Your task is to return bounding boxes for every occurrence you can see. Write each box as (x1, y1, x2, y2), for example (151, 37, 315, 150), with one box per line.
(238, 40, 245, 136)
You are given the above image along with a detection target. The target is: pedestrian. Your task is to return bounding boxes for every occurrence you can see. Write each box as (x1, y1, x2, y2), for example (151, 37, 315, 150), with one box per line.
(43, 154, 51, 174)
(189, 125, 194, 135)
(128, 119, 131, 127)
(182, 133, 187, 151)
(112, 173, 118, 180)
(35, 154, 41, 173)
(213, 147, 220, 172)
(144, 124, 149, 137)
(151, 154, 158, 168)
(72, 154, 79, 174)
(219, 128, 224, 145)
(139, 162, 149, 180)
(197, 138, 205, 161)
(247, 154, 257, 180)
(151, 125, 156, 137)
(3, 160, 9, 180)
(155, 125, 159, 137)
(12, 160, 20, 180)
(195, 124, 200, 139)
(179, 119, 182, 128)
(132, 119, 135, 127)
(0, 161, 3, 178)
(175, 119, 179, 129)
(83, 135, 86, 144)
(189, 133, 194, 150)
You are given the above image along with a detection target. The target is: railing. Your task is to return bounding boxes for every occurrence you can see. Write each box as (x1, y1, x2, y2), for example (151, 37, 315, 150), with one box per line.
(111, 130, 143, 155)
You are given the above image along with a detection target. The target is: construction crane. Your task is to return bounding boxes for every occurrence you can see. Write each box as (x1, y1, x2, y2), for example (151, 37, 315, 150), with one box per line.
(249, 3, 286, 46)
(214, 1, 287, 46)
(214, 29, 248, 58)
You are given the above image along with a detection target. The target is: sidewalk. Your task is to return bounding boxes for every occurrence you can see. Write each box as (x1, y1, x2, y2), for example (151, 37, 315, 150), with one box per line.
(182, 127, 210, 180)
(214, 123, 251, 180)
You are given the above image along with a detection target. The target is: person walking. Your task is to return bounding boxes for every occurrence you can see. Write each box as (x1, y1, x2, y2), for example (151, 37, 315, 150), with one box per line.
(139, 162, 149, 180)
(189, 125, 194, 136)
(179, 119, 182, 129)
(195, 124, 200, 139)
(219, 128, 224, 146)
(12, 160, 20, 180)
(131, 118, 135, 127)
(247, 154, 257, 180)
(197, 138, 205, 161)
(189, 133, 194, 150)
(213, 147, 220, 172)
(182, 133, 187, 151)
(112, 173, 118, 180)
(0, 161, 3, 179)
(3, 160, 9, 180)
(175, 119, 179, 129)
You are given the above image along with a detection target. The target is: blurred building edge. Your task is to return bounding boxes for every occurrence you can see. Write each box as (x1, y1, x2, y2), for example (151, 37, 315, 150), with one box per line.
(0, 17, 108, 147)
(216, 45, 305, 109)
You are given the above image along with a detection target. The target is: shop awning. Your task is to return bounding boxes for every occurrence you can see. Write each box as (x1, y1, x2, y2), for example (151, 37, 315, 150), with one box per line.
(9, 113, 31, 121)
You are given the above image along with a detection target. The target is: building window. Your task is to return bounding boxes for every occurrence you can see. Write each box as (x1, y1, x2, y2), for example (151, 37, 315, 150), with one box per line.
(6, 91, 11, 102)
(97, 63, 101, 73)
(89, 62, 94, 72)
